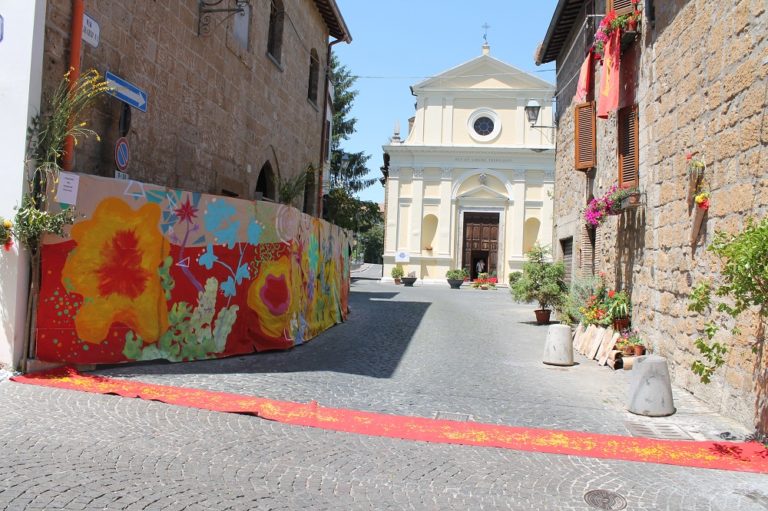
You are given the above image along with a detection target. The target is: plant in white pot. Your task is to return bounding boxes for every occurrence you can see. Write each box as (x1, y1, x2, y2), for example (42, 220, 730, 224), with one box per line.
(510, 244, 567, 325)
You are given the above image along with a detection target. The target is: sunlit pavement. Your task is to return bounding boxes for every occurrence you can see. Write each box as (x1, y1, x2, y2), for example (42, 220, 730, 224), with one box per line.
(1, 280, 767, 510)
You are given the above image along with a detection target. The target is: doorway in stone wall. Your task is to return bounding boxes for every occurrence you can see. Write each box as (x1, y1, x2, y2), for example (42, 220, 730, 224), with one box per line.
(462, 212, 499, 279)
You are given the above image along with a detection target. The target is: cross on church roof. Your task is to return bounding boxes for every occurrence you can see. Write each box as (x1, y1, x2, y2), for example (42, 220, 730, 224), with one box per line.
(482, 22, 490, 43)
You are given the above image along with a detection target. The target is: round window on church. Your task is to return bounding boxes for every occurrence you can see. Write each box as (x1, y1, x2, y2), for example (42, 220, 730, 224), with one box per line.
(467, 108, 501, 142)
(473, 117, 495, 136)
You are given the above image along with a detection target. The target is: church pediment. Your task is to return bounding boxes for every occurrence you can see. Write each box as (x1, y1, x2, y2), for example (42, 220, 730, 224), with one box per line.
(413, 54, 554, 93)
(457, 185, 509, 200)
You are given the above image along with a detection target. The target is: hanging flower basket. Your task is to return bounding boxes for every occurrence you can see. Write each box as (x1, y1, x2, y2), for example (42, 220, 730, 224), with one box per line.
(620, 193, 641, 209)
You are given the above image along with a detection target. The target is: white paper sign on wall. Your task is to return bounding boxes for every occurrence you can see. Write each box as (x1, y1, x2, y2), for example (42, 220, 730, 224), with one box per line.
(55, 172, 80, 205)
(394, 251, 410, 263)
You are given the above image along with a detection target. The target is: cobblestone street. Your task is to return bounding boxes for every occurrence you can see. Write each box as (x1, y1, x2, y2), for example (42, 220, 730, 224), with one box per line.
(1, 281, 767, 510)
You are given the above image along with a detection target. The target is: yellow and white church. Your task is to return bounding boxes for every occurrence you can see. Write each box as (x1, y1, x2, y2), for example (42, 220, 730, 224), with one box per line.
(382, 44, 556, 284)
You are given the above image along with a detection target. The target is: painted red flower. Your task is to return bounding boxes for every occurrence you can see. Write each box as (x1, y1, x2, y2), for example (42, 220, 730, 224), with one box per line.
(174, 197, 198, 223)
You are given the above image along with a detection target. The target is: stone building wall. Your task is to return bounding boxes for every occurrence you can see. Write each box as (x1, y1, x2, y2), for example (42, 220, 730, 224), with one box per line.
(552, 0, 767, 430)
(42, 0, 329, 210)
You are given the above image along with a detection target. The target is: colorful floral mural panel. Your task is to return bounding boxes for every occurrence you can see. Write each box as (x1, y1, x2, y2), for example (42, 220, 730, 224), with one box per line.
(35, 174, 350, 365)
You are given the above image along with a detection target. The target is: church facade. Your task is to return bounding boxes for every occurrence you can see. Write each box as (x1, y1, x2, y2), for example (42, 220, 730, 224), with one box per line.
(382, 45, 556, 284)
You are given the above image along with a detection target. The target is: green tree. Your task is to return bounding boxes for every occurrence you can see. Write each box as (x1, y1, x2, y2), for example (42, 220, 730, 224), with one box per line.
(324, 188, 381, 233)
(324, 53, 379, 232)
(359, 222, 384, 264)
(328, 53, 374, 193)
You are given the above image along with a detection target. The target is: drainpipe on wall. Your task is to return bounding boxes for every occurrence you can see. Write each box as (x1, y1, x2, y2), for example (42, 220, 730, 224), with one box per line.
(62, 0, 84, 171)
(317, 37, 345, 218)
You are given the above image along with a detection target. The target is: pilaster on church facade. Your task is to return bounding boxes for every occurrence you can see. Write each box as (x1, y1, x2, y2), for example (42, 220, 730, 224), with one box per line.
(381, 45, 555, 284)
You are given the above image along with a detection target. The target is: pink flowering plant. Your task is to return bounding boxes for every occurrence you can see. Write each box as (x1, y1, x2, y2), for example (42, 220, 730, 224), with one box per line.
(584, 185, 618, 227)
(593, 4, 641, 58)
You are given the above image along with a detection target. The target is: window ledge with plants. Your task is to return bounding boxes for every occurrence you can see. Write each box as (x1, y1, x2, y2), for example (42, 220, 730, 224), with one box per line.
(583, 184, 641, 229)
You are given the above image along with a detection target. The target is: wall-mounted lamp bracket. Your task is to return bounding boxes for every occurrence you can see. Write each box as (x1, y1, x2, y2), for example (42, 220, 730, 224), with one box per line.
(198, 0, 250, 37)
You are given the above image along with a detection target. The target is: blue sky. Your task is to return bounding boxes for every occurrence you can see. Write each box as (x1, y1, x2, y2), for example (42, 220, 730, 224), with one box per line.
(332, 0, 559, 204)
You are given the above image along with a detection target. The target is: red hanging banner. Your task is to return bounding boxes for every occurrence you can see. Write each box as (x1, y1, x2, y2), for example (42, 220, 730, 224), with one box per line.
(597, 28, 620, 118)
(575, 51, 594, 103)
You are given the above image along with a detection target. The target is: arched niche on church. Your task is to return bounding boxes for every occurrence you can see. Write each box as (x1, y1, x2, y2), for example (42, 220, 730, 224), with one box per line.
(523, 217, 541, 254)
(421, 214, 438, 251)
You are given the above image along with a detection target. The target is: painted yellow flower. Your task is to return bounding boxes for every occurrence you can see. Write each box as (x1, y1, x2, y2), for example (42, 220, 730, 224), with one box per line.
(62, 197, 169, 344)
(247, 250, 301, 339)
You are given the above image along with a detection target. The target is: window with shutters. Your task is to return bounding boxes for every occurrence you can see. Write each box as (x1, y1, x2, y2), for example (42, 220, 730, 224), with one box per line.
(618, 104, 639, 188)
(607, 0, 635, 16)
(574, 102, 596, 170)
(580, 225, 595, 277)
(560, 237, 573, 285)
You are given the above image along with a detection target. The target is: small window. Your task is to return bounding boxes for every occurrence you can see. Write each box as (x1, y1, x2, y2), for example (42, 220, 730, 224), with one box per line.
(308, 49, 319, 104)
(267, 0, 284, 63)
(618, 105, 639, 188)
(232, 3, 251, 50)
(574, 102, 596, 170)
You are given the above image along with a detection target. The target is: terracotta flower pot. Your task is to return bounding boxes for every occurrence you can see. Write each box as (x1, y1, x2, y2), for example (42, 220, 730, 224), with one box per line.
(622, 345, 635, 356)
(612, 317, 630, 332)
(534, 309, 551, 325)
(633, 345, 646, 356)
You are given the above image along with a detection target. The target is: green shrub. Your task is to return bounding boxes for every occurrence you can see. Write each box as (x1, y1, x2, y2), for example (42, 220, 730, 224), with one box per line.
(446, 268, 467, 280)
(687, 217, 768, 383)
(510, 244, 567, 310)
(391, 265, 404, 279)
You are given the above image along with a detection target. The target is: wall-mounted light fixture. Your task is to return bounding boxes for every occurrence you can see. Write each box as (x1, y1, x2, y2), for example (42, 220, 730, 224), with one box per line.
(524, 99, 556, 129)
(198, 0, 250, 37)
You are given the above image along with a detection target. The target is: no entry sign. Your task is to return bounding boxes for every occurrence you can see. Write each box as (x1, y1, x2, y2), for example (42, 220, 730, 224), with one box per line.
(115, 137, 129, 171)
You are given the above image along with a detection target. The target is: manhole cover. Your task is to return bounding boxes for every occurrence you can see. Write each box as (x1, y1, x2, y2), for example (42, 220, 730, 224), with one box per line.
(584, 489, 627, 510)
(625, 420, 693, 440)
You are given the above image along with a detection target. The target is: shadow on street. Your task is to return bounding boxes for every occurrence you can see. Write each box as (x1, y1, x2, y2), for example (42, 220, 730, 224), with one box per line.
(97, 290, 430, 379)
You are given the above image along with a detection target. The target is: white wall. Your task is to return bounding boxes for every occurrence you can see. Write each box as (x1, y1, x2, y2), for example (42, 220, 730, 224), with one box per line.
(0, 0, 47, 368)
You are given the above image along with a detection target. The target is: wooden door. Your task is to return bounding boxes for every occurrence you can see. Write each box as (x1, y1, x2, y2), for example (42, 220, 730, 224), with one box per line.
(462, 213, 500, 277)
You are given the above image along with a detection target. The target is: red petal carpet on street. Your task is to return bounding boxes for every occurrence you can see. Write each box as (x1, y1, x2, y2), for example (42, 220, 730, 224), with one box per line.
(12, 367, 768, 474)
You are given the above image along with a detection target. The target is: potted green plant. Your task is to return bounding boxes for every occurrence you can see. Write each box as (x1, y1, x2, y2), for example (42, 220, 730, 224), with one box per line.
(391, 264, 404, 284)
(401, 270, 417, 287)
(511, 244, 567, 325)
(445, 269, 466, 289)
(607, 290, 631, 331)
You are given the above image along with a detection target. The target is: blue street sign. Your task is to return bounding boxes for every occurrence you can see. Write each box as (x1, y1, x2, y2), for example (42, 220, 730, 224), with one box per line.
(105, 71, 147, 112)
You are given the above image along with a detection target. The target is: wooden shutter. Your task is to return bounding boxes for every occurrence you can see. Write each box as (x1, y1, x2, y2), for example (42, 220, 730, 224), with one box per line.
(618, 105, 639, 188)
(560, 237, 573, 285)
(580, 226, 595, 276)
(574, 102, 596, 170)
(607, 0, 634, 16)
